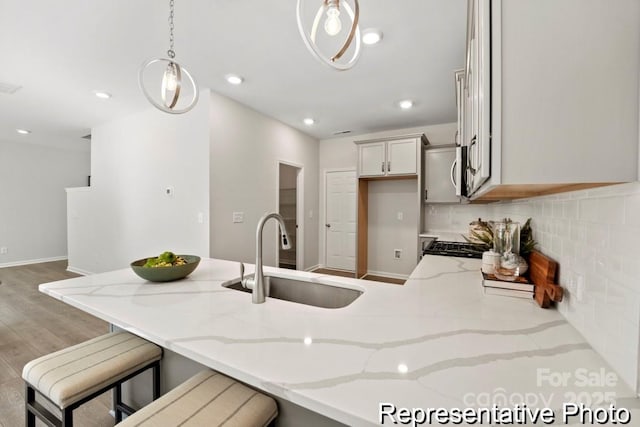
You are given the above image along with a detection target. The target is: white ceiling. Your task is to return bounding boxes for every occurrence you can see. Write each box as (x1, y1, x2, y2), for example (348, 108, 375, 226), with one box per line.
(0, 0, 466, 147)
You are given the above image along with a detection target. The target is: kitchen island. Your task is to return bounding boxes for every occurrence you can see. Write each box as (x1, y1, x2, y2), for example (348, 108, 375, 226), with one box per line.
(40, 256, 639, 426)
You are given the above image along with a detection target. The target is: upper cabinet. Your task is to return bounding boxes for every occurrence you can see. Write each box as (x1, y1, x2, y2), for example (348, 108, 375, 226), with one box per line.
(356, 134, 428, 178)
(460, 0, 639, 201)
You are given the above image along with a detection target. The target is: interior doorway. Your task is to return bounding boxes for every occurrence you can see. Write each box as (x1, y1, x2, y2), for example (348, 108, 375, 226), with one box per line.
(324, 170, 356, 271)
(277, 162, 303, 270)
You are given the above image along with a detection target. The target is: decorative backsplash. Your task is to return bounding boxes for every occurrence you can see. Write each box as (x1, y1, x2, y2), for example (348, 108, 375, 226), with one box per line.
(424, 182, 640, 394)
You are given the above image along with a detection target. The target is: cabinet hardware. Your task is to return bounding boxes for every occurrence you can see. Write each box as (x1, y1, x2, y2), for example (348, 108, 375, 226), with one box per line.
(425, 190, 428, 200)
(381, 162, 384, 173)
(468, 135, 478, 176)
(387, 161, 391, 172)
(450, 160, 457, 188)
(325, 223, 331, 228)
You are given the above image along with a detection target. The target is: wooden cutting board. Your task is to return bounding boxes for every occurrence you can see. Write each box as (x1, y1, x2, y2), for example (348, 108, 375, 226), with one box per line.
(528, 250, 564, 308)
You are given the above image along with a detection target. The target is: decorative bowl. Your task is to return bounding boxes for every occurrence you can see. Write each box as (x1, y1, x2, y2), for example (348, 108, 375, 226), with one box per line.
(130, 255, 201, 282)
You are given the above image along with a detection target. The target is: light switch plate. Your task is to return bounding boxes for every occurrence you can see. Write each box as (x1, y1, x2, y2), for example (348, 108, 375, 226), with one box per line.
(232, 212, 244, 223)
(397, 212, 404, 221)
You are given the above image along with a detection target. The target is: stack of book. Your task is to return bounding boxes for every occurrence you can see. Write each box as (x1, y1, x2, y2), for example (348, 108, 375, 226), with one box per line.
(480, 271, 534, 299)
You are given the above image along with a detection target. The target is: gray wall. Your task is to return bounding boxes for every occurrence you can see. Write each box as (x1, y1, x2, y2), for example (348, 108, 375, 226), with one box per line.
(0, 139, 89, 266)
(209, 92, 320, 269)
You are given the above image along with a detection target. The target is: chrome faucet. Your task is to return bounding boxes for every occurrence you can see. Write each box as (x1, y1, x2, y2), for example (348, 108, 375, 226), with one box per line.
(240, 212, 291, 304)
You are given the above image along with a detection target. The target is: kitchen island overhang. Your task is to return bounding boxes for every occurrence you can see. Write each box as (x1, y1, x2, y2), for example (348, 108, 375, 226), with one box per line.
(39, 257, 640, 426)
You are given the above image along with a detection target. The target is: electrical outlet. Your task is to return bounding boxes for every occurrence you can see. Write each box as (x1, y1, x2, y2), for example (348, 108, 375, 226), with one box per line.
(232, 212, 244, 223)
(197, 212, 204, 224)
(394, 249, 402, 259)
(0, 247, 7, 255)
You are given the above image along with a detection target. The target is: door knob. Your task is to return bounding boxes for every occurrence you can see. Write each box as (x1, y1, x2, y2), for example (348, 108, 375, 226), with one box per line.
(325, 224, 331, 228)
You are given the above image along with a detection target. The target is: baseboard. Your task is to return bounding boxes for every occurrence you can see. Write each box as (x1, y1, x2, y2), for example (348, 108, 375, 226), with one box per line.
(66, 266, 94, 276)
(365, 270, 409, 280)
(0, 256, 67, 269)
(305, 264, 322, 272)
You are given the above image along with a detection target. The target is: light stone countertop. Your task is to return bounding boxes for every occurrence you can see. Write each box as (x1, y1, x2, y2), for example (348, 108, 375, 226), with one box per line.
(419, 230, 468, 242)
(40, 257, 639, 426)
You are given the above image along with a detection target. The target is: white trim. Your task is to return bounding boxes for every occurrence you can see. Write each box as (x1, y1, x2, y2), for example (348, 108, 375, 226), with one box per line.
(276, 160, 305, 270)
(305, 264, 322, 272)
(66, 266, 93, 276)
(365, 270, 409, 280)
(321, 168, 357, 270)
(65, 187, 91, 193)
(0, 256, 68, 269)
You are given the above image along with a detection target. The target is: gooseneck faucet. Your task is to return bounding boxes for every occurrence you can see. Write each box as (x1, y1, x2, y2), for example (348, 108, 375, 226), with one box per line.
(240, 212, 291, 304)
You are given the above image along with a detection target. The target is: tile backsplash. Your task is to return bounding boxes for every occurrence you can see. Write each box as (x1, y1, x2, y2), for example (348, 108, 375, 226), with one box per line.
(425, 182, 640, 394)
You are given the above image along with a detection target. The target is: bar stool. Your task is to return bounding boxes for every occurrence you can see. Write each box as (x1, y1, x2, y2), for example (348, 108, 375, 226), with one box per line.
(118, 370, 278, 426)
(22, 331, 162, 427)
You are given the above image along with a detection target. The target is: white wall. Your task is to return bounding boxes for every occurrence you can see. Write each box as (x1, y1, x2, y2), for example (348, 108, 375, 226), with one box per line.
(318, 123, 457, 270)
(209, 92, 319, 269)
(68, 91, 211, 273)
(425, 182, 640, 393)
(0, 140, 90, 266)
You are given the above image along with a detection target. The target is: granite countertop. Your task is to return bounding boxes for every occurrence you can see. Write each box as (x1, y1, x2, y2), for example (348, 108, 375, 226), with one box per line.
(40, 257, 639, 426)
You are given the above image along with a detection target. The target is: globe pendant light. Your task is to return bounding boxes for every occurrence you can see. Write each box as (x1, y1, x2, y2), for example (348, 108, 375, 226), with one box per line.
(139, 0, 199, 114)
(296, 0, 361, 71)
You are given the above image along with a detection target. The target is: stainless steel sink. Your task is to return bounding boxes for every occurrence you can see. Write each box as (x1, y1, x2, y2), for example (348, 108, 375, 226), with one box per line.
(223, 275, 362, 309)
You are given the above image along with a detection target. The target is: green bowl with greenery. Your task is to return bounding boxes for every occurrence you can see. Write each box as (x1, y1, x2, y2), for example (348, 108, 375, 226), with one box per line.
(130, 254, 201, 283)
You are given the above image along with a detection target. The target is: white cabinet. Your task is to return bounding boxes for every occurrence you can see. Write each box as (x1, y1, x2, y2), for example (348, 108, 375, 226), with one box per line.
(462, 0, 491, 197)
(424, 145, 461, 204)
(460, 0, 639, 201)
(353, 134, 429, 279)
(387, 139, 418, 176)
(358, 142, 386, 176)
(356, 136, 423, 178)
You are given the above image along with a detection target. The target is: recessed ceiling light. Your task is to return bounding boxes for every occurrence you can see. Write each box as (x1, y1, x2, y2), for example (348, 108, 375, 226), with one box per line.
(303, 118, 315, 126)
(397, 364, 409, 374)
(93, 91, 112, 99)
(225, 74, 244, 85)
(16, 129, 31, 135)
(399, 100, 414, 110)
(362, 28, 383, 45)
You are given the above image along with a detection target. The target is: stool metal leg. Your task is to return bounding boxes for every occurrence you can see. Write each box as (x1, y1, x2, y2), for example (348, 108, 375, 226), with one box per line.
(152, 361, 161, 399)
(61, 407, 73, 427)
(25, 385, 36, 427)
(114, 383, 123, 423)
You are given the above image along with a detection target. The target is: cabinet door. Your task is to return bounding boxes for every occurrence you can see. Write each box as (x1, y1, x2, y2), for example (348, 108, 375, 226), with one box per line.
(424, 147, 459, 203)
(465, 0, 491, 196)
(387, 139, 417, 175)
(358, 142, 386, 177)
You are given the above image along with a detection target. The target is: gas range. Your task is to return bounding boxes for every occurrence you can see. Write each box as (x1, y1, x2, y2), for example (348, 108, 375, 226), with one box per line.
(422, 240, 484, 259)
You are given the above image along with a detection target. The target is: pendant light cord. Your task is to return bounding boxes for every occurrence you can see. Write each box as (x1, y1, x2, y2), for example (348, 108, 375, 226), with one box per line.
(168, 0, 175, 59)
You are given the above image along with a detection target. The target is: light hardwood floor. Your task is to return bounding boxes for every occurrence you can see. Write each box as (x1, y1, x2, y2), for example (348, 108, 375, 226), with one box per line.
(0, 261, 114, 427)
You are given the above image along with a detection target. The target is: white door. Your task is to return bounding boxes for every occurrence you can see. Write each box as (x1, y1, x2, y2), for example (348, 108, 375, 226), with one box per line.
(325, 171, 356, 271)
(358, 142, 386, 176)
(387, 139, 417, 175)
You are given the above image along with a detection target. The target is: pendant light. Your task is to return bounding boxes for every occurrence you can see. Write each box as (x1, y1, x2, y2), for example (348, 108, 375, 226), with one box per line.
(296, 0, 362, 71)
(139, 0, 199, 114)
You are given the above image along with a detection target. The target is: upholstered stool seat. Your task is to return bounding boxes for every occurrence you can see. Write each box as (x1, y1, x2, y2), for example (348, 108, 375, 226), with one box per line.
(23, 331, 162, 426)
(119, 370, 278, 427)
